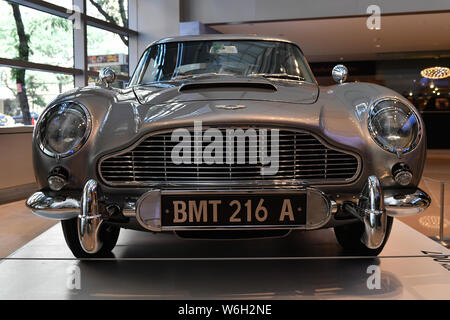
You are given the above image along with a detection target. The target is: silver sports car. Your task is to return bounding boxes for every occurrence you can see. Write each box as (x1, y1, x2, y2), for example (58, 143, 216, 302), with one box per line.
(26, 34, 430, 258)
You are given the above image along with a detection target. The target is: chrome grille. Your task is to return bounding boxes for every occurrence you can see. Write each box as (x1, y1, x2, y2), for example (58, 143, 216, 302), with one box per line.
(99, 128, 360, 186)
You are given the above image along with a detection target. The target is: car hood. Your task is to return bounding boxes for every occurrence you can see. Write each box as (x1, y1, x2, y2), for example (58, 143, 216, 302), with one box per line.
(132, 76, 319, 105)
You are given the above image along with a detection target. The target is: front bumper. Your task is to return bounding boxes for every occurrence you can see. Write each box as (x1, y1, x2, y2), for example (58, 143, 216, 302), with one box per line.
(26, 192, 80, 220)
(26, 184, 431, 222)
(26, 177, 431, 253)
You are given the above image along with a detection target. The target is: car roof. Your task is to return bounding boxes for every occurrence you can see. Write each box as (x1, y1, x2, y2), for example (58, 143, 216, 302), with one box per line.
(150, 34, 296, 47)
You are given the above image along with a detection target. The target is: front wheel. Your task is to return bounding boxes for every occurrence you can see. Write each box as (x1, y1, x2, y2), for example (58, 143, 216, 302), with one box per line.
(334, 216, 394, 256)
(61, 218, 120, 258)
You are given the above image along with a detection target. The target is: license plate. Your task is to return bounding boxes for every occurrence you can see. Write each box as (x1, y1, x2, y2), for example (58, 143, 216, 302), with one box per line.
(161, 193, 307, 227)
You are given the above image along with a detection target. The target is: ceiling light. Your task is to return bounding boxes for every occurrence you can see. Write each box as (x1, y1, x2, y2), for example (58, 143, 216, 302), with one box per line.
(421, 66, 450, 79)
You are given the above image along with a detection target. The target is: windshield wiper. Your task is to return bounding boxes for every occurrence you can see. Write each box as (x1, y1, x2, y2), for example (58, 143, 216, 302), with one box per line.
(170, 72, 235, 81)
(249, 73, 305, 81)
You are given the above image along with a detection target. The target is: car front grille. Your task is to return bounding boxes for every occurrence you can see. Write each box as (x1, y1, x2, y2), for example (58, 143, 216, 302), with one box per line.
(99, 127, 360, 187)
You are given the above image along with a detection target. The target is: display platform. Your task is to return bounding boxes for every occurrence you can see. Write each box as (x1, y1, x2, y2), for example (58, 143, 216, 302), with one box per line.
(0, 221, 449, 299)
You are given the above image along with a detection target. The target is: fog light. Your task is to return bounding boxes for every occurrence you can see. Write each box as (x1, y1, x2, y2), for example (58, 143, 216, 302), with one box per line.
(48, 175, 66, 191)
(392, 163, 413, 186)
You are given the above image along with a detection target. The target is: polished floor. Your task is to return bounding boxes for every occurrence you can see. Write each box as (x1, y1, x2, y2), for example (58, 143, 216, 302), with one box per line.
(398, 152, 450, 241)
(0, 220, 449, 299)
(0, 200, 56, 258)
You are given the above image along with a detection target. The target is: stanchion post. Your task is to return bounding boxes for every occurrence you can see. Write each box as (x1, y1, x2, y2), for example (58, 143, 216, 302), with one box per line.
(439, 182, 445, 241)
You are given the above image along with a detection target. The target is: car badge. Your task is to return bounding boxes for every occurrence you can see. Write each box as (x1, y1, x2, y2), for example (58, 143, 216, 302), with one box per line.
(215, 104, 246, 110)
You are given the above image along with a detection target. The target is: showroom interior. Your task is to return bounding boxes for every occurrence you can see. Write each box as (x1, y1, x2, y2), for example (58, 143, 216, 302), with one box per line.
(0, 0, 449, 300)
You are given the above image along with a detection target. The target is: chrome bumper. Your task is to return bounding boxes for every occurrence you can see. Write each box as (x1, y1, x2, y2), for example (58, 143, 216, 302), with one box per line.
(26, 192, 80, 220)
(26, 178, 431, 253)
(385, 189, 431, 217)
(26, 186, 431, 221)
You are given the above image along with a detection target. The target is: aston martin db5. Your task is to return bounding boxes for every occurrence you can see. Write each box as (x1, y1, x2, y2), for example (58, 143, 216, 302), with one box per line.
(26, 35, 430, 257)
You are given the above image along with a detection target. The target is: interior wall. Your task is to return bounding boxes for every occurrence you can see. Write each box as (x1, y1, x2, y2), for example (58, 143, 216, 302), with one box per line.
(135, 0, 180, 58)
(0, 129, 35, 190)
(180, 0, 450, 24)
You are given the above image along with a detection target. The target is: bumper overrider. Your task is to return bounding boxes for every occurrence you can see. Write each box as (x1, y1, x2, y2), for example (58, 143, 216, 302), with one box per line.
(26, 176, 431, 254)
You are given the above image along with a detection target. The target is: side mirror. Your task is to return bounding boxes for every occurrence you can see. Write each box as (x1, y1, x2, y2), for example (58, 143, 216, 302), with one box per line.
(99, 67, 116, 88)
(332, 64, 348, 84)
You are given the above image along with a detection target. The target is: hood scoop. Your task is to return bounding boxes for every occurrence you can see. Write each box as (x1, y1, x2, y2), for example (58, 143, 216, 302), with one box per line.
(179, 81, 277, 92)
(133, 77, 318, 105)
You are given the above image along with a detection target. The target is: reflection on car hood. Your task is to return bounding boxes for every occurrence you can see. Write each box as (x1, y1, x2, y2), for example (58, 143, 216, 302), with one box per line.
(132, 76, 319, 105)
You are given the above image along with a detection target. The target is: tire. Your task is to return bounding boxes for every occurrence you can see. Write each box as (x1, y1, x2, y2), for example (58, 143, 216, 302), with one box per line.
(61, 218, 120, 258)
(334, 216, 394, 256)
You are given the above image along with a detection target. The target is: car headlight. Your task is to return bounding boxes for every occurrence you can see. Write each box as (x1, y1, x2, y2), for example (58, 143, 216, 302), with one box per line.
(36, 101, 91, 157)
(368, 98, 421, 154)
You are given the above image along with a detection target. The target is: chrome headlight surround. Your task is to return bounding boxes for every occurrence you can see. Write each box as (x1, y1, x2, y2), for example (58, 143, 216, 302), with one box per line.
(367, 97, 421, 155)
(36, 101, 92, 158)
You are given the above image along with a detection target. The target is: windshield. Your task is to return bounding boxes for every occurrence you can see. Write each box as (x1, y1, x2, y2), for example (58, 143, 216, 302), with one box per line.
(130, 40, 316, 85)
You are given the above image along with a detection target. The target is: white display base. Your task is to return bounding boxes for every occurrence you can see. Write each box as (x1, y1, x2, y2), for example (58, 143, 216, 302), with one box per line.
(0, 221, 449, 299)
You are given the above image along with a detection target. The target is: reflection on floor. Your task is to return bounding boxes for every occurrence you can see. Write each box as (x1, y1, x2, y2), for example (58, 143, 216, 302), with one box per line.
(0, 220, 449, 299)
(399, 153, 450, 243)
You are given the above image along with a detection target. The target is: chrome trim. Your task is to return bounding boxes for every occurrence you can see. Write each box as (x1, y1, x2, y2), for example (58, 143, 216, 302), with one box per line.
(99, 67, 116, 88)
(358, 175, 387, 249)
(26, 191, 80, 220)
(98, 126, 362, 188)
(135, 187, 333, 232)
(330, 200, 338, 215)
(385, 188, 431, 217)
(35, 101, 92, 158)
(153, 34, 298, 47)
(367, 97, 423, 155)
(136, 189, 161, 231)
(215, 104, 247, 110)
(78, 179, 104, 254)
(123, 201, 137, 217)
(332, 64, 348, 84)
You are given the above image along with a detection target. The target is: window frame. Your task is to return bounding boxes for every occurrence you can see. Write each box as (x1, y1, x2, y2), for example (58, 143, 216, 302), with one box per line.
(0, 0, 136, 130)
(1, 0, 136, 86)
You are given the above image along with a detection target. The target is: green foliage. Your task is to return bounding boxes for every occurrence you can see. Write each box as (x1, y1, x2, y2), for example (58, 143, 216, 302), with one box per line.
(0, 2, 74, 114)
(88, 0, 128, 27)
(0, 0, 129, 115)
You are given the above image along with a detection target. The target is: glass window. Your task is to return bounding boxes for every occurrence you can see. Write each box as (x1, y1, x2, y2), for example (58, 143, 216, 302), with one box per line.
(86, 0, 128, 27)
(0, 1, 74, 68)
(44, 0, 74, 8)
(0, 66, 74, 126)
(87, 26, 129, 77)
(131, 40, 315, 85)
